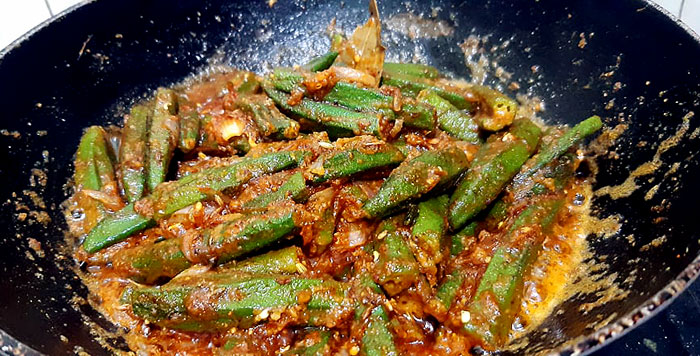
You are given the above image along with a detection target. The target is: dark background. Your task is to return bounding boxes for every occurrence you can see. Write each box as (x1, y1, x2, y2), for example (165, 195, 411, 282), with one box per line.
(592, 280, 700, 356)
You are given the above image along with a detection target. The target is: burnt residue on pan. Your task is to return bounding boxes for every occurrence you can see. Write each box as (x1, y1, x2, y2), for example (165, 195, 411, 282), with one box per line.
(1, 0, 700, 355)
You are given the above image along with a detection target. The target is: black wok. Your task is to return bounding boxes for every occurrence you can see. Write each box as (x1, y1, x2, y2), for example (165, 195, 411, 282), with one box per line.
(1, 0, 699, 354)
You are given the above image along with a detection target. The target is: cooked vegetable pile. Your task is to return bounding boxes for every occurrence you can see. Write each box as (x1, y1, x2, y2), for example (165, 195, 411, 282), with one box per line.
(67, 5, 603, 355)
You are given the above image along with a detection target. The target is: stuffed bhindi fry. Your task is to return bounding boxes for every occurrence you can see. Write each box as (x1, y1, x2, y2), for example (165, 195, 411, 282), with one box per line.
(65, 5, 604, 355)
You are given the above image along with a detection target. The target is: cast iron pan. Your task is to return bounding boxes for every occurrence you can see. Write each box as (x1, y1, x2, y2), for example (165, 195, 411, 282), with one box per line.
(1, 0, 699, 354)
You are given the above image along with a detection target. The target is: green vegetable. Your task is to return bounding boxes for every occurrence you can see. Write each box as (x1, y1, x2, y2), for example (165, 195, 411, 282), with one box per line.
(311, 144, 405, 183)
(92, 127, 119, 198)
(450, 221, 476, 256)
(435, 271, 464, 310)
(462, 245, 534, 344)
(73, 126, 117, 233)
(150, 151, 307, 220)
(83, 151, 305, 252)
(238, 95, 301, 140)
(463, 160, 569, 344)
(361, 306, 398, 356)
(82, 203, 155, 253)
(284, 329, 332, 355)
(119, 105, 150, 202)
(470, 85, 519, 131)
(516, 115, 602, 180)
(120, 237, 190, 284)
(372, 216, 419, 296)
(303, 51, 339, 72)
(74, 126, 102, 191)
(381, 73, 473, 111)
(117, 205, 300, 283)
(383, 62, 440, 79)
(124, 272, 350, 332)
(243, 171, 308, 210)
(363, 145, 469, 218)
(227, 246, 305, 275)
(270, 69, 436, 131)
(236, 71, 262, 94)
(183, 204, 300, 265)
(417, 89, 481, 144)
(264, 84, 381, 137)
(304, 187, 337, 255)
(411, 195, 450, 279)
(146, 88, 179, 191)
(177, 98, 200, 153)
(448, 119, 542, 230)
(482, 199, 508, 231)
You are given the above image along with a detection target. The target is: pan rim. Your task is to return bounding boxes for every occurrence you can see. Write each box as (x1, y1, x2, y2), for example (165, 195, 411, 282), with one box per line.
(556, 253, 700, 356)
(0, 0, 92, 58)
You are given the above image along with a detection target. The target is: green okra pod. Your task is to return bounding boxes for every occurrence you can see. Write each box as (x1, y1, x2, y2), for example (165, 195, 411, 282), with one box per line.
(124, 272, 350, 332)
(177, 98, 200, 153)
(194, 113, 251, 154)
(363, 145, 470, 218)
(146, 88, 179, 191)
(303, 51, 339, 72)
(310, 144, 405, 183)
(450, 221, 477, 256)
(462, 244, 534, 344)
(435, 271, 465, 311)
(92, 127, 120, 201)
(227, 246, 305, 275)
(284, 328, 332, 355)
(516, 115, 602, 180)
(119, 105, 150, 202)
(482, 199, 509, 232)
(303, 187, 337, 255)
(448, 119, 542, 230)
(238, 95, 300, 140)
(150, 150, 307, 220)
(74, 126, 102, 191)
(411, 195, 450, 278)
(372, 216, 420, 296)
(242, 171, 308, 210)
(264, 84, 381, 137)
(74, 126, 122, 233)
(271, 68, 436, 131)
(470, 85, 518, 132)
(463, 186, 567, 344)
(381, 73, 473, 111)
(185, 203, 300, 265)
(121, 237, 191, 284)
(83, 151, 305, 252)
(417, 89, 481, 144)
(313, 208, 336, 254)
(321, 83, 435, 131)
(117, 205, 300, 283)
(82, 203, 155, 253)
(361, 305, 398, 356)
(236, 71, 262, 94)
(383, 62, 440, 80)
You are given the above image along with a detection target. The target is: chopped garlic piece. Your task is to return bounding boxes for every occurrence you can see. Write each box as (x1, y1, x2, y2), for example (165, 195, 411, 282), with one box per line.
(295, 262, 308, 273)
(461, 310, 471, 324)
(220, 119, 244, 140)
